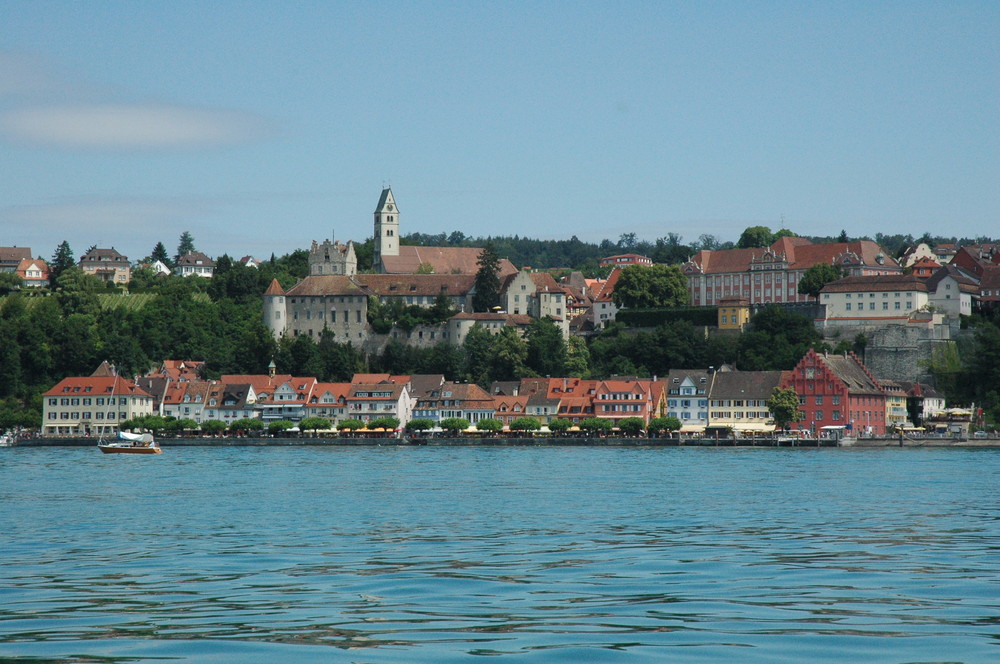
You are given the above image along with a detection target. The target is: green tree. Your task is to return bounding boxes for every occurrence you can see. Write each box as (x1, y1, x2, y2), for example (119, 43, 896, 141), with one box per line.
(580, 417, 613, 435)
(150, 241, 172, 266)
(338, 419, 365, 431)
(737, 226, 775, 249)
(476, 418, 503, 434)
(547, 418, 572, 434)
(565, 335, 591, 378)
(617, 417, 646, 437)
(230, 417, 265, 433)
(525, 317, 567, 377)
(612, 264, 689, 309)
(175, 231, 196, 264)
(405, 418, 435, 432)
(509, 416, 541, 432)
(268, 419, 295, 435)
(166, 418, 199, 434)
(738, 306, 820, 370)
(472, 244, 501, 312)
(489, 327, 529, 382)
(0, 271, 23, 295)
(50, 241, 75, 284)
(201, 419, 227, 435)
(441, 417, 471, 433)
(368, 416, 400, 431)
(798, 262, 844, 299)
(299, 417, 332, 435)
(768, 387, 803, 431)
(648, 416, 681, 436)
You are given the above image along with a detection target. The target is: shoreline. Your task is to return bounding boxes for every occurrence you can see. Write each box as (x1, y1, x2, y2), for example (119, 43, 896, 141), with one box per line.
(8, 436, 999, 448)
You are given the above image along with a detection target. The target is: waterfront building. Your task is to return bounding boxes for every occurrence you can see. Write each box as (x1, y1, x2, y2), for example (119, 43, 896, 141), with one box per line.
(665, 370, 714, 433)
(42, 375, 153, 437)
(782, 349, 887, 436)
(707, 370, 784, 434)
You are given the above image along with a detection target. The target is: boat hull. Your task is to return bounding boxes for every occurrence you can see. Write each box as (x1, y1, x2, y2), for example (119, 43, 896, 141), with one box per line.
(98, 444, 163, 455)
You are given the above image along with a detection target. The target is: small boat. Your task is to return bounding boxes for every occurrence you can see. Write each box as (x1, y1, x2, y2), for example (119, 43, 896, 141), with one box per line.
(98, 431, 163, 455)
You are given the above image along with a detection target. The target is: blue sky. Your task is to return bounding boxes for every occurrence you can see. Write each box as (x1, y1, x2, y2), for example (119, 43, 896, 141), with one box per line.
(1, 1, 997, 263)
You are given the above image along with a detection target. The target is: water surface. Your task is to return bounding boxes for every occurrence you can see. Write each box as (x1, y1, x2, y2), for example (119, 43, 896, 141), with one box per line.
(2, 446, 998, 662)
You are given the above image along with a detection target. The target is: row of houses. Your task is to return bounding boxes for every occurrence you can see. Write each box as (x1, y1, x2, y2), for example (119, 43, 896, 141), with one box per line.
(0, 246, 222, 288)
(42, 349, 949, 438)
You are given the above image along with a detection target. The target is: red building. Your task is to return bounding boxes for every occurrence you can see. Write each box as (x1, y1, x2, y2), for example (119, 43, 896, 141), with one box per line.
(781, 349, 887, 436)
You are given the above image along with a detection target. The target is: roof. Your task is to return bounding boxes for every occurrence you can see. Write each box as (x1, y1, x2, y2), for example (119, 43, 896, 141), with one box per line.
(380, 245, 518, 277)
(176, 251, 216, 267)
(79, 247, 128, 263)
(0, 247, 32, 264)
(284, 275, 370, 297)
(820, 274, 928, 294)
(451, 312, 535, 325)
(359, 273, 476, 297)
(264, 278, 285, 296)
(817, 352, 883, 396)
(686, 238, 899, 275)
(44, 376, 152, 398)
(708, 371, 784, 400)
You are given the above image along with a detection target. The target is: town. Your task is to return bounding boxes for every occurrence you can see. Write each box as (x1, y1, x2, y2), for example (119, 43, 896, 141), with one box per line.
(4, 188, 1000, 441)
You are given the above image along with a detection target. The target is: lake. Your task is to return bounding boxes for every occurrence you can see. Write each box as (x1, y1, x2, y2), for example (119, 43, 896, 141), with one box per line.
(1, 446, 998, 663)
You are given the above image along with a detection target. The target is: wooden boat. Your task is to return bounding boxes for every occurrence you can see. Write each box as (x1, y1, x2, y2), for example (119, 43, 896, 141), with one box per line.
(98, 431, 163, 455)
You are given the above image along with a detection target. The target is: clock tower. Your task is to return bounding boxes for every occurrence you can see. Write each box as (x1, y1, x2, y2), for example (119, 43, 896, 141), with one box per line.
(373, 187, 399, 272)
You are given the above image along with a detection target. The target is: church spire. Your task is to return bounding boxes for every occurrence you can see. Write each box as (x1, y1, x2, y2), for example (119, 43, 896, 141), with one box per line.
(373, 187, 399, 271)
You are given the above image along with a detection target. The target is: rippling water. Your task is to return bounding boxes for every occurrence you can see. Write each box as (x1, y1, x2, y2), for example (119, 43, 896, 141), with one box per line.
(1, 446, 998, 662)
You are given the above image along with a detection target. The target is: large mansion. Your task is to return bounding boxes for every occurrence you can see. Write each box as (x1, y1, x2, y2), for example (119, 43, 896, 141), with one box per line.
(681, 236, 901, 307)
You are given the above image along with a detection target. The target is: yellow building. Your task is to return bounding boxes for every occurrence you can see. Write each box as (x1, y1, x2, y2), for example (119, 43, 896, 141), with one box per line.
(718, 297, 750, 330)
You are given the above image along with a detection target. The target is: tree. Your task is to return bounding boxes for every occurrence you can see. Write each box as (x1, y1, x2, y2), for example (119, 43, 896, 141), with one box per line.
(476, 418, 503, 434)
(368, 416, 400, 431)
(737, 226, 774, 249)
(565, 335, 591, 378)
(648, 416, 681, 436)
(509, 417, 541, 432)
(525, 317, 567, 377)
(50, 241, 75, 284)
(580, 417, 613, 435)
(472, 244, 501, 312)
(166, 418, 199, 434)
(151, 241, 171, 267)
(440, 417, 470, 433)
(229, 417, 264, 433)
(175, 232, 196, 264)
(267, 419, 295, 435)
(768, 387, 803, 431)
(617, 417, 646, 437)
(547, 418, 572, 435)
(299, 417, 332, 435)
(405, 418, 435, 432)
(798, 262, 844, 299)
(0, 271, 22, 295)
(200, 419, 227, 435)
(338, 419, 365, 432)
(838, 230, 850, 243)
(611, 264, 689, 309)
(489, 327, 529, 382)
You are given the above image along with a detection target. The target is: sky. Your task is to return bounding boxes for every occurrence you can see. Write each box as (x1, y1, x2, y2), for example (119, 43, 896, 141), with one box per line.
(1, 1, 997, 263)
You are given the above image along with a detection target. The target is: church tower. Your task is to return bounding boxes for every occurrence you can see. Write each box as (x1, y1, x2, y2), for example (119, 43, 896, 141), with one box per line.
(373, 187, 399, 272)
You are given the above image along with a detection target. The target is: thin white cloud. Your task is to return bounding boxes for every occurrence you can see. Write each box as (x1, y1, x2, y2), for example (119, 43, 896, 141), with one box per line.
(1, 103, 269, 149)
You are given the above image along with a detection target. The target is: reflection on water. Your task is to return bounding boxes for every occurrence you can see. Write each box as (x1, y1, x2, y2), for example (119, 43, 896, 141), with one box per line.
(1, 446, 998, 662)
